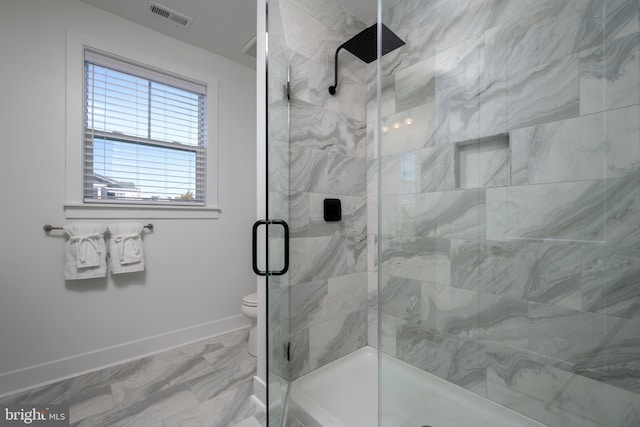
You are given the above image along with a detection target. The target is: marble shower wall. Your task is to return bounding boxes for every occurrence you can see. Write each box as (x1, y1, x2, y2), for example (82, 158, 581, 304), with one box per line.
(279, 0, 369, 379)
(375, 0, 640, 426)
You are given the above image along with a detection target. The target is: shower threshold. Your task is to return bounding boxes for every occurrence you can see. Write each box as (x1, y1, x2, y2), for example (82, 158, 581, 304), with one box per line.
(287, 346, 547, 427)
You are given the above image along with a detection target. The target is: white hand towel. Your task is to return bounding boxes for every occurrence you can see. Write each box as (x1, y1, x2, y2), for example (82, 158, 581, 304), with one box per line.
(108, 223, 145, 274)
(63, 223, 107, 280)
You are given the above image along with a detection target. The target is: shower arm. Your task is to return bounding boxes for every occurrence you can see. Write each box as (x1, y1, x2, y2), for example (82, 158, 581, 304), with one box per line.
(328, 43, 347, 96)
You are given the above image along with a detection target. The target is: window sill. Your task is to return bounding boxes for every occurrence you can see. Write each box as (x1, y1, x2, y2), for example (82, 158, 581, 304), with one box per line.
(64, 203, 220, 219)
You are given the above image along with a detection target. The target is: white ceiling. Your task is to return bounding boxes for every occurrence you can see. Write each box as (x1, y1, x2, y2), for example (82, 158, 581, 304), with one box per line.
(79, 0, 377, 69)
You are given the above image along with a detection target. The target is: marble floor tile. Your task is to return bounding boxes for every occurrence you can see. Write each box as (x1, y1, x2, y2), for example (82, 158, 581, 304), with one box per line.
(1, 328, 263, 427)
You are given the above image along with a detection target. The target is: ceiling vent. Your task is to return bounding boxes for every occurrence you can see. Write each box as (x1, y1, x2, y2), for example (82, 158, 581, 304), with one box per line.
(148, 1, 193, 28)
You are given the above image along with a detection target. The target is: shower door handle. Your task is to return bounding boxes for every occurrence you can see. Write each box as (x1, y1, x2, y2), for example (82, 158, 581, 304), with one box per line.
(252, 219, 289, 277)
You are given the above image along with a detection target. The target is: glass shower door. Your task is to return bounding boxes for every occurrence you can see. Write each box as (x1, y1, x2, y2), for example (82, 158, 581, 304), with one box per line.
(265, 0, 291, 425)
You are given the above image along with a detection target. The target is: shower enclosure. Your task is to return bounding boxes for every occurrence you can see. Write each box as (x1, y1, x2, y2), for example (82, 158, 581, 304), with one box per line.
(264, 0, 640, 426)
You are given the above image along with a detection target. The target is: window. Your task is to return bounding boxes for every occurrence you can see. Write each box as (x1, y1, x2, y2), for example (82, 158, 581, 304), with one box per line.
(83, 49, 207, 206)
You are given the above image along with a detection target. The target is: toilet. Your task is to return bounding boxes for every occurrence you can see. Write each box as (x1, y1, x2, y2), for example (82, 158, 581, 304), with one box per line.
(241, 292, 258, 357)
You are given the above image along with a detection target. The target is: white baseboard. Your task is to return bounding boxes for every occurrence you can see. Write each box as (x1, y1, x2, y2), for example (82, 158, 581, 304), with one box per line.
(0, 315, 249, 398)
(253, 375, 267, 407)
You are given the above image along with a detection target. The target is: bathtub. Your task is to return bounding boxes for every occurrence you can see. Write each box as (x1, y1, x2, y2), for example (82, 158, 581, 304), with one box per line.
(287, 346, 546, 427)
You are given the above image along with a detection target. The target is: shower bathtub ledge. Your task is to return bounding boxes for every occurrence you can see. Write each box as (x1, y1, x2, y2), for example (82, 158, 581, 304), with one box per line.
(287, 346, 547, 427)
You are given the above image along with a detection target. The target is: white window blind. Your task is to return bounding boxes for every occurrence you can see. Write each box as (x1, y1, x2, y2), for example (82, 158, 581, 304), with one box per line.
(84, 49, 207, 206)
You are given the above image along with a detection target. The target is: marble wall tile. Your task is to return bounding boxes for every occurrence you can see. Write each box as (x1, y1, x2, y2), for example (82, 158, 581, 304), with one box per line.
(379, 313, 404, 357)
(509, 128, 528, 185)
(327, 272, 368, 318)
(397, 189, 486, 239)
(289, 52, 367, 123)
(528, 303, 607, 366)
(308, 308, 367, 370)
(380, 236, 451, 285)
(477, 293, 529, 348)
(286, 0, 365, 38)
(602, 177, 640, 248)
(372, 0, 640, 425)
(289, 146, 367, 196)
(421, 282, 481, 337)
(447, 74, 508, 142)
(379, 274, 422, 321)
(289, 328, 310, 379)
(288, 233, 367, 285)
(279, 0, 341, 65)
(604, 105, 640, 179)
(380, 102, 438, 156)
(580, 33, 640, 115)
(288, 191, 310, 238)
(509, 113, 605, 185)
(447, 339, 488, 396)
(395, 323, 457, 378)
(290, 101, 367, 159)
(395, 57, 436, 112)
(451, 240, 582, 310)
(267, 140, 290, 193)
(582, 246, 640, 320)
(486, 180, 605, 243)
(486, 344, 640, 427)
(491, 15, 587, 79)
(289, 279, 328, 331)
(369, 73, 397, 126)
(432, 0, 526, 54)
(488, 0, 638, 79)
(421, 143, 456, 192)
(595, 317, 640, 394)
(548, 315, 640, 395)
(394, 322, 488, 396)
(380, 151, 422, 195)
(435, 34, 485, 100)
(292, 193, 366, 239)
(267, 284, 290, 380)
(507, 54, 580, 130)
(488, 177, 640, 246)
(380, 0, 440, 78)
(607, 0, 640, 40)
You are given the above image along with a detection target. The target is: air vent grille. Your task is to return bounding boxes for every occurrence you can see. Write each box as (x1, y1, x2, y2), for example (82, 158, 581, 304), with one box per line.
(149, 1, 193, 28)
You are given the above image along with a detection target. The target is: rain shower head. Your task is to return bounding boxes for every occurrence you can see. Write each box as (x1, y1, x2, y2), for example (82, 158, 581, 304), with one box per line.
(329, 23, 405, 95)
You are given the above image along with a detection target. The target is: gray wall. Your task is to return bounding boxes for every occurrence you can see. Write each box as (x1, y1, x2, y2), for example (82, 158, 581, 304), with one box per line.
(376, 0, 640, 426)
(0, 0, 256, 396)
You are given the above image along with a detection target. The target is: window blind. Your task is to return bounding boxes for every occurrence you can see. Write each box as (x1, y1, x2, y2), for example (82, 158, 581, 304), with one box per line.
(83, 49, 206, 205)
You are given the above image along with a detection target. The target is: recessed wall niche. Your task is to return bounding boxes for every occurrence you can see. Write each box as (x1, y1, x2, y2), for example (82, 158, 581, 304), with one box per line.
(455, 133, 510, 189)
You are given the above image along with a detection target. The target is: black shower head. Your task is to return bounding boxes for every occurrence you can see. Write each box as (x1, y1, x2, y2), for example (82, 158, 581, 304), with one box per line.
(329, 23, 405, 95)
(343, 23, 405, 64)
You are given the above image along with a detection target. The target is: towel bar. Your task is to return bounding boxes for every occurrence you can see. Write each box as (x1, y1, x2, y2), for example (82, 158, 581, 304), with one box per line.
(43, 224, 154, 232)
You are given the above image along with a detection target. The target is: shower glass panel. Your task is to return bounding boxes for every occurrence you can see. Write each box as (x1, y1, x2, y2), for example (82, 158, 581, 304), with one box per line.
(266, 0, 291, 425)
(378, 1, 640, 426)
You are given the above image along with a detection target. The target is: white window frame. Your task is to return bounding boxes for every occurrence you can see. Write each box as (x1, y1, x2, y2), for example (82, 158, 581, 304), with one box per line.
(65, 29, 220, 219)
